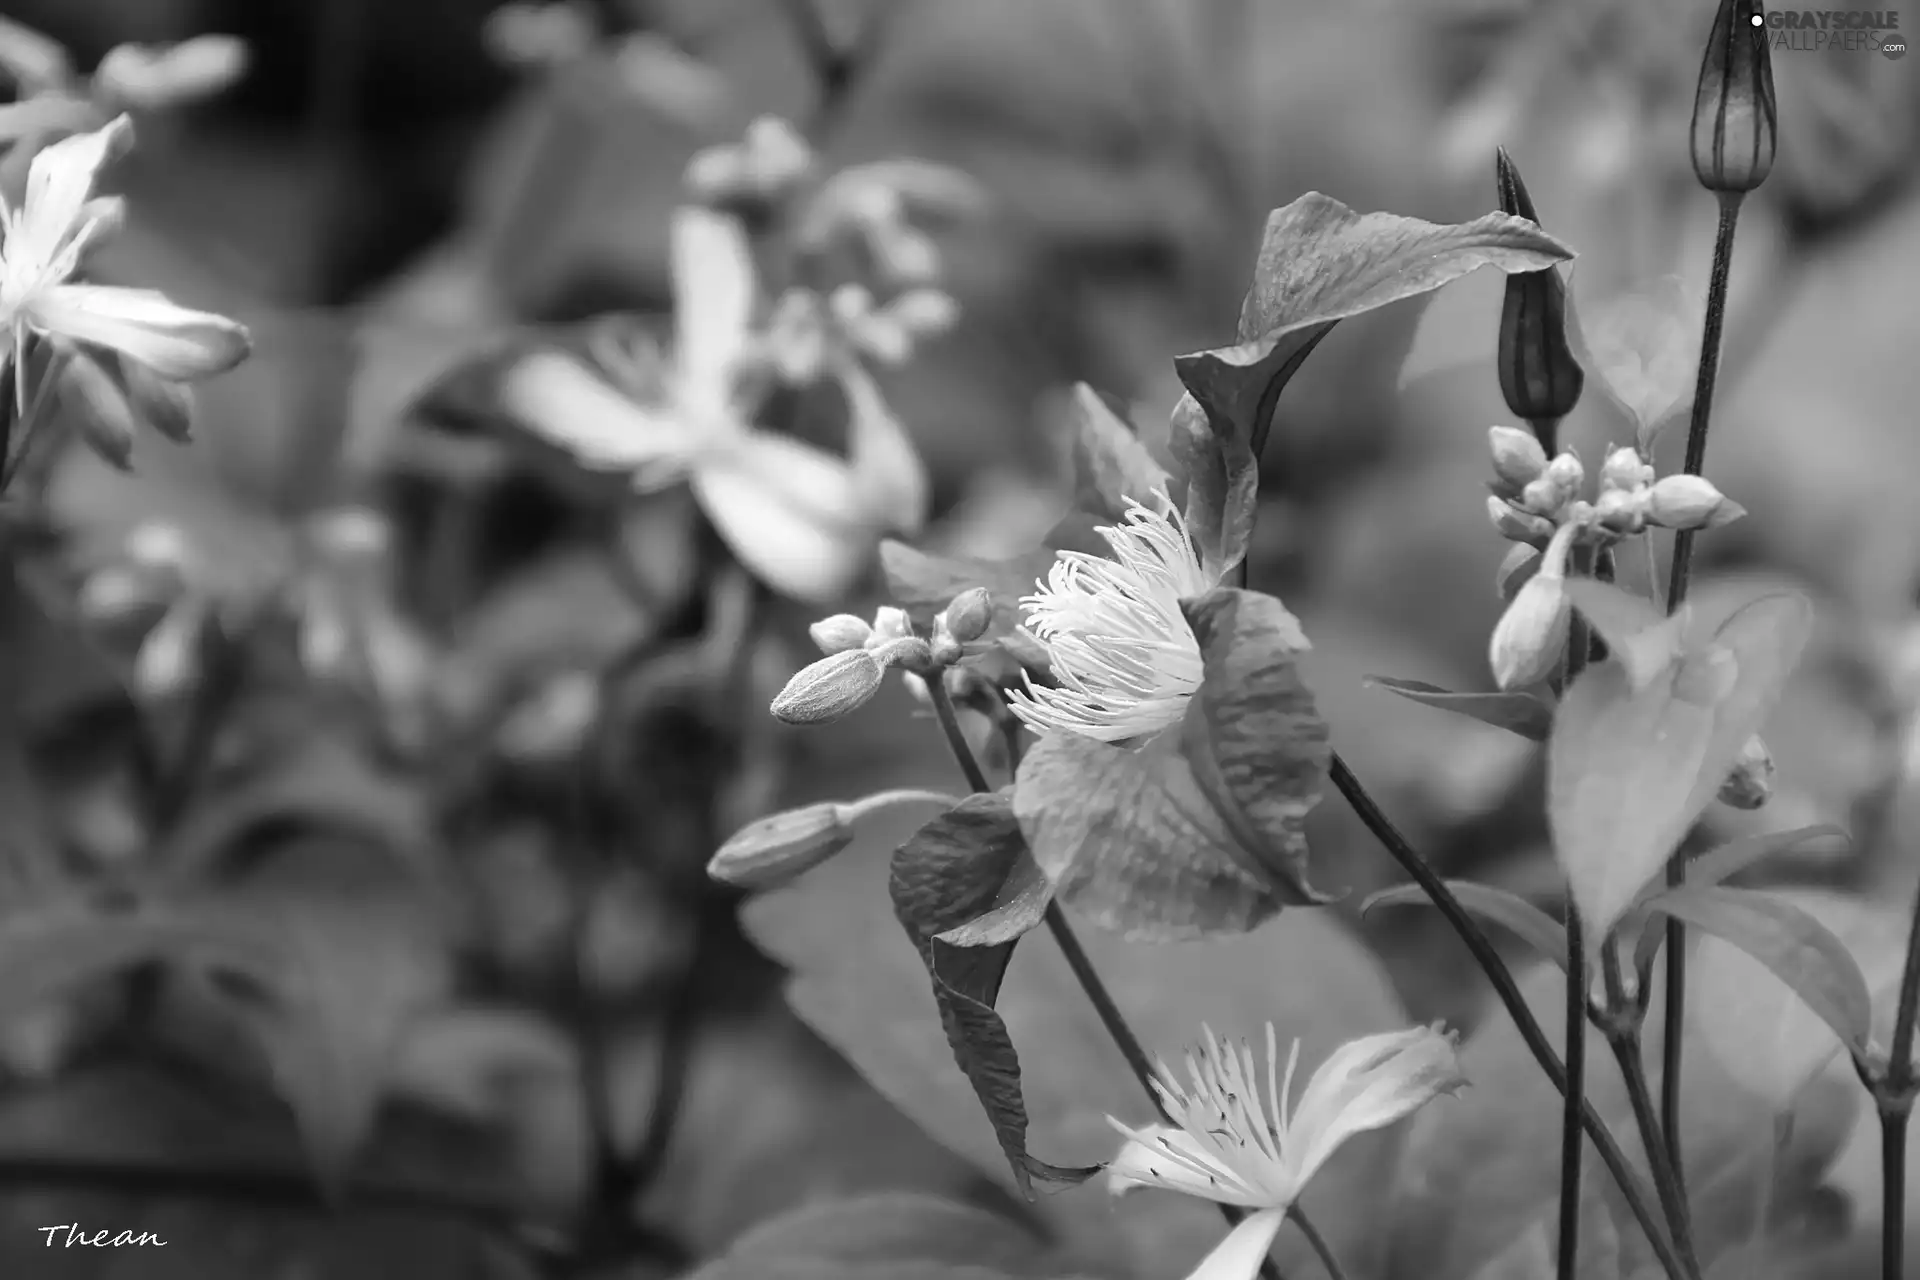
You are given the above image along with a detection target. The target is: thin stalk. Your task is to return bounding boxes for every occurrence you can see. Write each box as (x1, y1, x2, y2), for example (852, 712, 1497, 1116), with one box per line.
(1327, 753, 1689, 1280)
(927, 675, 1289, 1280)
(1881, 1107, 1908, 1280)
(1291, 1206, 1350, 1280)
(1558, 591, 1592, 1280)
(1873, 870, 1920, 1280)
(1658, 192, 1743, 1198)
(1600, 948, 1699, 1278)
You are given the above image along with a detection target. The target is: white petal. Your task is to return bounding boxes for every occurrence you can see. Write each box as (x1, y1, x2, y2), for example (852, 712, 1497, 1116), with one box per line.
(839, 360, 927, 534)
(691, 435, 869, 603)
(1182, 1208, 1285, 1280)
(670, 205, 755, 409)
(497, 351, 697, 472)
(1104, 1123, 1271, 1207)
(1286, 1026, 1464, 1185)
(31, 284, 248, 380)
(16, 115, 132, 267)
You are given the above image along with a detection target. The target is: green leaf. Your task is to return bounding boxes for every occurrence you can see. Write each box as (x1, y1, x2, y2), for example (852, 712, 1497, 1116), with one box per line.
(1562, 579, 1679, 691)
(1625, 825, 1851, 977)
(1362, 882, 1567, 969)
(685, 1192, 1067, 1280)
(744, 815, 1413, 1280)
(1068, 383, 1172, 523)
(1548, 591, 1812, 937)
(1013, 589, 1330, 940)
(197, 848, 454, 1193)
(1170, 195, 1572, 576)
(890, 793, 1094, 1196)
(0, 896, 280, 1022)
(1568, 273, 1704, 450)
(1363, 675, 1552, 741)
(1639, 885, 1872, 1058)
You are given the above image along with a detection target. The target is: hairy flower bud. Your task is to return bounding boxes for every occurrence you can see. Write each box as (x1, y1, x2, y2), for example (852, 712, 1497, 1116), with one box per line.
(872, 635, 933, 673)
(1717, 734, 1774, 810)
(1691, 0, 1776, 194)
(1517, 478, 1563, 519)
(941, 588, 992, 644)
(868, 606, 913, 646)
(1593, 488, 1646, 534)
(1599, 446, 1652, 494)
(1489, 522, 1577, 690)
(771, 649, 886, 725)
(1488, 495, 1556, 544)
(1646, 474, 1744, 530)
(809, 613, 873, 654)
(1488, 426, 1549, 494)
(708, 801, 855, 889)
(1494, 148, 1584, 427)
(1544, 451, 1584, 502)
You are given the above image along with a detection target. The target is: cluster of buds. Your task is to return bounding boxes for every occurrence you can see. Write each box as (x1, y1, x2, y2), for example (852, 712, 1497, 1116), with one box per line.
(685, 115, 816, 211)
(760, 283, 958, 384)
(776, 590, 992, 726)
(0, 17, 246, 116)
(75, 521, 229, 702)
(1485, 427, 1587, 546)
(1486, 429, 1744, 554)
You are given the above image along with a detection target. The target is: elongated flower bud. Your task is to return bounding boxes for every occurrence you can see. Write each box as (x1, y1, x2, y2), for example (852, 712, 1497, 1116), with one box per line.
(1488, 494, 1555, 545)
(1646, 474, 1745, 530)
(771, 649, 885, 725)
(810, 613, 873, 655)
(1489, 522, 1577, 690)
(941, 588, 992, 644)
(1691, 0, 1776, 194)
(708, 801, 855, 889)
(1494, 149, 1584, 429)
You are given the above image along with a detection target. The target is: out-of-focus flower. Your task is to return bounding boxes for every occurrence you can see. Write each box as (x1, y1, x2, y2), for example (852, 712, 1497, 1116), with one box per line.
(93, 36, 248, 111)
(796, 159, 987, 286)
(0, 15, 73, 98)
(500, 205, 927, 602)
(685, 115, 814, 208)
(496, 667, 601, 763)
(77, 520, 217, 701)
(1006, 492, 1214, 743)
(0, 116, 250, 387)
(1106, 1024, 1464, 1280)
(482, 1, 598, 69)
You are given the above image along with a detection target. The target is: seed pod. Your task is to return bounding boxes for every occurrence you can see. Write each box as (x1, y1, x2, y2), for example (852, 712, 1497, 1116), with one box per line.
(1494, 148, 1584, 426)
(1691, 0, 1777, 194)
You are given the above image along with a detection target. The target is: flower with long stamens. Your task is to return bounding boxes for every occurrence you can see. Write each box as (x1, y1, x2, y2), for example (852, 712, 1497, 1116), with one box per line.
(0, 116, 250, 390)
(1005, 491, 1215, 743)
(1106, 1023, 1464, 1280)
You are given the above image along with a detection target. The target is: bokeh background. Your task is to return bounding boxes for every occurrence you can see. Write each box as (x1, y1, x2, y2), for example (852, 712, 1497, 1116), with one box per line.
(3, 0, 1920, 1277)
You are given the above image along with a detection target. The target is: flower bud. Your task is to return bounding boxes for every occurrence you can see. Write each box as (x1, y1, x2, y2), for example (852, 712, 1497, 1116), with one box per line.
(1494, 149, 1584, 426)
(1691, 0, 1776, 194)
(1488, 494, 1556, 544)
(1600, 446, 1651, 493)
(929, 618, 964, 669)
(1544, 451, 1584, 502)
(94, 35, 248, 110)
(708, 801, 855, 890)
(1488, 522, 1577, 690)
(941, 588, 992, 644)
(1646, 474, 1744, 530)
(1489, 575, 1570, 691)
(1717, 734, 1774, 810)
(770, 649, 885, 725)
(1517, 478, 1563, 519)
(1488, 426, 1549, 494)
(1593, 487, 1645, 534)
(1496, 543, 1541, 601)
(871, 635, 933, 673)
(809, 613, 873, 654)
(112, 354, 195, 442)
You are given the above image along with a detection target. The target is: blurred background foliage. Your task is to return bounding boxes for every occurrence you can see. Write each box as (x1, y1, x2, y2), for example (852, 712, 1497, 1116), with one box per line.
(2, 0, 1920, 1277)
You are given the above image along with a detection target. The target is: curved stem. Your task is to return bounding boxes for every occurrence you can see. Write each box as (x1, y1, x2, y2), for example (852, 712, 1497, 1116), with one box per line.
(1559, 904, 1588, 1280)
(1601, 946, 1698, 1277)
(1659, 193, 1744, 1200)
(926, 674, 1289, 1280)
(1291, 1206, 1350, 1280)
(1327, 753, 1690, 1280)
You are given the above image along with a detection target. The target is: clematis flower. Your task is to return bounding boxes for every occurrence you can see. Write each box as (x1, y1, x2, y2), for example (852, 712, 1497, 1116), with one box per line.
(1107, 1023, 1464, 1280)
(1005, 491, 1215, 742)
(0, 116, 250, 390)
(499, 203, 929, 603)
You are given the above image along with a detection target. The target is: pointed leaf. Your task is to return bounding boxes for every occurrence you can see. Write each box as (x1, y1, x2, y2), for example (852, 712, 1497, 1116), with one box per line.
(1549, 592, 1812, 937)
(1364, 675, 1552, 742)
(1013, 589, 1331, 940)
(1362, 882, 1568, 970)
(689, 1192, 1064, 1280)
(1166, 390, 1258, 584)
(890, 793, 1095, 1196)
(1639, 885, 1871, 1057)
(1568, 274, 1704, 449)
(1068, 383, 1172, 522)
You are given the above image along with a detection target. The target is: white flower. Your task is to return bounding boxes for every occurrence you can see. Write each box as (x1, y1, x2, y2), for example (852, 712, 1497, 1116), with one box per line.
(0, 116, 249, 387)
(1107, 1024, 1464, 1280)
(1006, 493, 1214, 743)
(499, 204, 926, 603)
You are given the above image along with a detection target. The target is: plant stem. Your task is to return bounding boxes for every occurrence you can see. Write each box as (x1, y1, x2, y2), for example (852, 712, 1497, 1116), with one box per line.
(1872, 870, 1920, 1280)
(1291, 1206, 1350, 1280)
(1600, 948, 1699, 1279)
(1882, 1107, 1909, 1280)
(1326, 753, 1689, 1280)
(928, 675, 1288, 1280)
(1658, 192, 1743, 1200)
(1558, 581, 1592, 1280)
